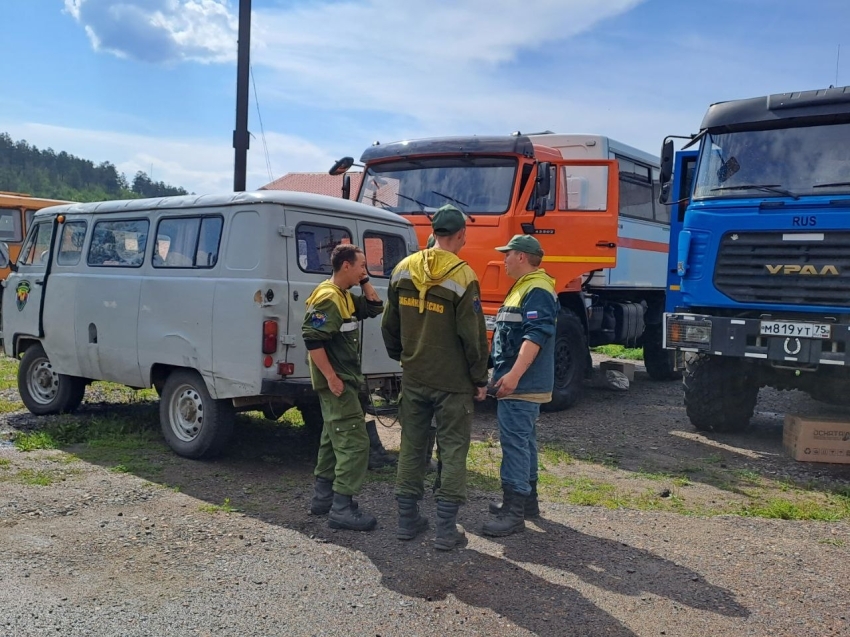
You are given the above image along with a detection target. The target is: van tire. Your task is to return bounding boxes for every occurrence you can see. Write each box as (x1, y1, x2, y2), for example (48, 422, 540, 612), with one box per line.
(542, 309, 587, 412)
(160, 370, 234, 459)
(684, 354, 758, 432)
(18, 344, 86, 415)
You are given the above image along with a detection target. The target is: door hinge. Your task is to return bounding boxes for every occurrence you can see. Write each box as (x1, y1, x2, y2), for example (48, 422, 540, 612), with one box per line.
(280, 334, 297, 346)
(278, 226, 294, 237)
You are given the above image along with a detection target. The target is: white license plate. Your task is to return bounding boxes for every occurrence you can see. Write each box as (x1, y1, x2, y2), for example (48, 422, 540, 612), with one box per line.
(759, 321, 831, 339)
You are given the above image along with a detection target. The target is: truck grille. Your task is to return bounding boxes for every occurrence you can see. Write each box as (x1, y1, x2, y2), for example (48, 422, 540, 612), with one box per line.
(714, 231, 850, 307)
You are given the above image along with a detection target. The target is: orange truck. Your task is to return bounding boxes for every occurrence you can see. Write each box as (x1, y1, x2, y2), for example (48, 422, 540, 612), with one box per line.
(0, 192, 69, 279)
(331, 133, 676, 410)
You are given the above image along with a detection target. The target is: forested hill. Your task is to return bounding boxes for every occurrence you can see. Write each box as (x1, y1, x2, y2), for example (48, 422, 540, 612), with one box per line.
(0, 133, 190, 202)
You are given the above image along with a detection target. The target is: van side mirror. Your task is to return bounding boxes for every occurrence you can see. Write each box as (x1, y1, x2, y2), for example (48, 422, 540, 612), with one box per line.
(0, 242, 9, 270)
(659, 139, 674, 187)
(341, 174, 351, 200)
(535, 162, 551, 217)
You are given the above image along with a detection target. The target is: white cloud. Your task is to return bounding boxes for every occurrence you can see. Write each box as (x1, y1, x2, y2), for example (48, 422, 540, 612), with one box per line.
(2, 122, 336, 193)
(64, 0, 237, 64)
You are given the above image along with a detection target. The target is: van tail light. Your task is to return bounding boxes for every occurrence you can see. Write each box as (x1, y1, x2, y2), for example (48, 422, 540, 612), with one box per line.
(278, 362, 294, 376)
(262, 320, 278, 354)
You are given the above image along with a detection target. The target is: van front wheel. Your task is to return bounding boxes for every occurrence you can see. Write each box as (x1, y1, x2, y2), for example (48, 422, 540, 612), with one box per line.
(18, 344, 86, 415)
(160, 370, 234, 459)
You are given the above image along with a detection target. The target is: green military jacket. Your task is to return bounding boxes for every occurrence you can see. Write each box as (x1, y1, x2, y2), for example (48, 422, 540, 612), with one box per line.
(302, 280, 384, 390)
(382, 248, 489, 394)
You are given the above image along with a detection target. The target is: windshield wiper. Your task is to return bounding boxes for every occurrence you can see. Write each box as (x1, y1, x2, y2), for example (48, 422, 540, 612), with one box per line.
(710, 184, 799, 199)
(431, 190, 467, 210)
(363, 196, 394, 210)
(813, 181, 850, 189)
(395, 192, 430, 212)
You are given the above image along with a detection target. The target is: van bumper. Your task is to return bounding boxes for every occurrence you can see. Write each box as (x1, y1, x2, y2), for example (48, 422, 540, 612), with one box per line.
(260, 378, 316, 400)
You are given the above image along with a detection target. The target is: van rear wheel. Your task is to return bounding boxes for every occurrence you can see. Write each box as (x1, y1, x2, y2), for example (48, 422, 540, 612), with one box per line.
(160, 370, 234, 459)
(18, 344, 86, 415)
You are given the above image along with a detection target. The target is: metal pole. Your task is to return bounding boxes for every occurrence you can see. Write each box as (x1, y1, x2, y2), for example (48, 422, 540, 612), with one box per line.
(233, 0, 251, 192)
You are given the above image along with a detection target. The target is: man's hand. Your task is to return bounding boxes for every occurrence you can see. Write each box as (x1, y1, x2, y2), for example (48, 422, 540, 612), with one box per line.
(326, 373, 345, 397)
(361, 280, 381, 303)
(493, 372, 519, 398)
(474, 386, 487, 402)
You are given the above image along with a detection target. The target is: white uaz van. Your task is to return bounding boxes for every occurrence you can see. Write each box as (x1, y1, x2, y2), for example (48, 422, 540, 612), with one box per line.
(0, 191, 415, 458)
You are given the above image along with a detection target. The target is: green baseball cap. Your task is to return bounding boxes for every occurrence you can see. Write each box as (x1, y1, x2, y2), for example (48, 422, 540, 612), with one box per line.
(495, 234, 544, 257)
(430, 204, 467, 236)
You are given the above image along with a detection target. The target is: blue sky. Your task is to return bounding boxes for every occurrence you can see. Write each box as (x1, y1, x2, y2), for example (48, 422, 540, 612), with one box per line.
(2, 0, 849, 193)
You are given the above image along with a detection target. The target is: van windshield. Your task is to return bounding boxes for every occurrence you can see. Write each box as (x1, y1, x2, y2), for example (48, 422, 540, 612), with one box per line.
(693, 123, 850, 200)
(358, 156, 517, 215)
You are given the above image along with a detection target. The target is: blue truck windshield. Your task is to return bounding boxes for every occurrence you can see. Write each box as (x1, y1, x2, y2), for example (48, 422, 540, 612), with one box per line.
(358, 157, 517, 215)
(693, 122, 850, 200)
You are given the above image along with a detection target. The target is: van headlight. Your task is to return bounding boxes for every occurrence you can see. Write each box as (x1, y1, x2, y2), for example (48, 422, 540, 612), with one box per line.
(666, 318, 712, 350)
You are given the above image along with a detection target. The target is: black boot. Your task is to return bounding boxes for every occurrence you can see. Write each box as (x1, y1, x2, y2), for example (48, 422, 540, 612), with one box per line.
(483, 488, 526, 537)
(328, 493, 376, 532)
(366, 420, 397, 470)
(488, 480, 539, 519)
(309, 476, 334, 515)
(396, 496, 429, 541)
(433, 501, 467, 551)
(424, 425, 438, 473)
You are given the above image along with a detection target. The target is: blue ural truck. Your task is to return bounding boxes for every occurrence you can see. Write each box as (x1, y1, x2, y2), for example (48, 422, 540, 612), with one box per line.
(660, 85, 850, 431)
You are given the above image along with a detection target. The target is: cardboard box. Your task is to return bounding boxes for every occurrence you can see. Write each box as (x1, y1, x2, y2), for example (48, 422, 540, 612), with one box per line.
(783, 414, 850, 464)
(599, 360, 636, 382)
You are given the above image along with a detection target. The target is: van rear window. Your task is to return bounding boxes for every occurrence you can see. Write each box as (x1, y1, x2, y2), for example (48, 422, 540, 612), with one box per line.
(88, 220, 149, 267)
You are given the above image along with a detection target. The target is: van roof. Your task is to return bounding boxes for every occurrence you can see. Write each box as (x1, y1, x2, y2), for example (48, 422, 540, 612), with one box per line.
(33, 190, 413, 227)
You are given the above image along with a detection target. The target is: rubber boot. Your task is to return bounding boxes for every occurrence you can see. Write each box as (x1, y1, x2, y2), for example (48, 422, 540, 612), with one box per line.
(488, 480, 539, 519)
(309, 476, 334, 515)
(424, 425, 438, 473)
(328, 493, 376, 532)
(482, 488, 526, 537)
(396, 496, 429, 541)
(433, 501, 467, 551)
(366, 419, 397, 470)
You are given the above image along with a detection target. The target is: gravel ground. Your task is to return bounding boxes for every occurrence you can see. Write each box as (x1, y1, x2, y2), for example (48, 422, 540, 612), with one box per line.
(1, 357, 849, 637)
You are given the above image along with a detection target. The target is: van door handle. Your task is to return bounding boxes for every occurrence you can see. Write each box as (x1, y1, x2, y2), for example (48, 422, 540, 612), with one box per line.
(596, 241, 616, 249)
(35, 279, 44, 286)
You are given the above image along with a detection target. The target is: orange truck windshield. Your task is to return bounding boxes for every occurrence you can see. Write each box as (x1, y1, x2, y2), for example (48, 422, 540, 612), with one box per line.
(357, 156, 517, 215)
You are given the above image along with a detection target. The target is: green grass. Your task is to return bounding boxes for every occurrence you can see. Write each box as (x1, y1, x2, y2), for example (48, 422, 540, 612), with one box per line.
(592, 344, 644, 361)
(0, 458, 11, 468)
(11, 468, 66, 486)
(740, 495, 850, 521)
(0, 355, 18, 390)
(199, 497, 237, 514)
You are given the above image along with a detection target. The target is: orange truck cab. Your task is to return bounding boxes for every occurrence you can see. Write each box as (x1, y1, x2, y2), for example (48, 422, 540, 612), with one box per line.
(332, 133, 675, 409)
(0, 192, 70, 280)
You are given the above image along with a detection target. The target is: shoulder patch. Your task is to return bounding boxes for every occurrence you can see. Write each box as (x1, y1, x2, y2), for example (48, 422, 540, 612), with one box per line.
(310, 311, 328, 328)
(526, 310, 539, 319)
(472, 294, 481, 314)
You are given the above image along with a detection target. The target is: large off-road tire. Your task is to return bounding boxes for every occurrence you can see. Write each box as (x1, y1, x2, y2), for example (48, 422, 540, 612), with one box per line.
(684, 354, 758, 433)
(18, 344, 86, 415)
(542, 309, 588, 412)
(643, 322, 681, 381)
(159, 370, 234, 459)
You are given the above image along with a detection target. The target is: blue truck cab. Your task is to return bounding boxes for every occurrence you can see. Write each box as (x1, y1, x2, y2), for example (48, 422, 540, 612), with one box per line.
(660, 85, 850, 431)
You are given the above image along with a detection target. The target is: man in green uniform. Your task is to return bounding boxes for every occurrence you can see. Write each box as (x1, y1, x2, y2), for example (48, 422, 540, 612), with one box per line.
(382, 205, 489, 550)
(483, 235, 558, 537)
(302, 243, 384, 531)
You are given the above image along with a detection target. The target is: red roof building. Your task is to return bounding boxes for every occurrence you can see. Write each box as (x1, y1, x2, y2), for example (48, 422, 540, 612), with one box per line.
(260, 172, 363, 198)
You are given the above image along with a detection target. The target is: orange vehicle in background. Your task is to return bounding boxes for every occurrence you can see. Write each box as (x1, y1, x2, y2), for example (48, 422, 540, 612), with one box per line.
(331, 134, 676, 410)
(0, 192, 69, 278)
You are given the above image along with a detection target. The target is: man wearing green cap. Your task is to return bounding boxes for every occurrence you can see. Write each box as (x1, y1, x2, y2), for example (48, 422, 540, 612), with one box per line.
(482, 234, 558, 537)
(382, 204, 489, 551)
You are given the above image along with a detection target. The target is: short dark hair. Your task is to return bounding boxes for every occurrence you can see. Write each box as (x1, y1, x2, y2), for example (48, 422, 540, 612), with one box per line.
(527, 253, 542, 267)
(331, 243, 363, 272)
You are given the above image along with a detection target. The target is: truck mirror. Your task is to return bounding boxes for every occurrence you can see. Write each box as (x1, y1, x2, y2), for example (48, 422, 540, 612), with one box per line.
(0, 242, 9, 270)
(329, 156, 354, 176)
(658, 182, 671, 205)
(535, 162, 551, 217)
(659, 139, 674, 186)
(341, 174, 351, 200)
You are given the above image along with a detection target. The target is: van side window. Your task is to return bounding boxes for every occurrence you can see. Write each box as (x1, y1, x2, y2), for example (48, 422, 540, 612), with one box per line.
(153, 216, 224, 268)
(0, 208, 23, 242)
(88, 220, 149, 267)
(18, 221, 53, 266)
(296, 223, 351, 274)
(363, 232, 406, 277)
(56, 221, 88, 266)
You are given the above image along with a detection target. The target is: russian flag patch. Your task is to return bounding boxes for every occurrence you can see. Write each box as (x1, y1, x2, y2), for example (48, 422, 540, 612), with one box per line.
(526, 310, 539, 319)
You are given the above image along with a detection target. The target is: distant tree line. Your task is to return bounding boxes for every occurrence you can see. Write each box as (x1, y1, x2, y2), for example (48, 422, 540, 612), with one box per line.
(0, 133, 190, 202)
